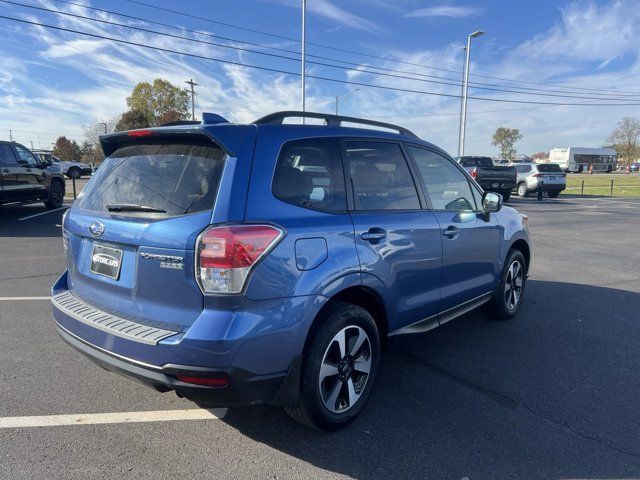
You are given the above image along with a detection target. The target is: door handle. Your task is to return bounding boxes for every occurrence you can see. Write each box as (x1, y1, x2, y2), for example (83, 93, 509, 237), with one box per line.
(442, 226, 459, 239)
(361, 229, 387, 243)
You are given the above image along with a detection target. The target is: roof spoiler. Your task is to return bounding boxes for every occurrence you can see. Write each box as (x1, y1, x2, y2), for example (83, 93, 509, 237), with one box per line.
(160, 113, 230, 127)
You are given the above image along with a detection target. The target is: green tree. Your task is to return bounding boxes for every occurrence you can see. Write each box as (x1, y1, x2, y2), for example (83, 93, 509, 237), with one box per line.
(607, 117, 640, 166)
(126, 79, 189, 126)
(53, 136, 82, 161)
(115, 109, 152, 131)
(491, 127, 523, 160)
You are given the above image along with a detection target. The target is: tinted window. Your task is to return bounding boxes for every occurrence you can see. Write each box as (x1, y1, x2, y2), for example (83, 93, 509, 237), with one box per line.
(77, 141, 225, 218)
(0, 144, 17, 165)
(409, 147, 477, 211)
(272, 138, 346, 213)
(516, 165, 532, 173)
(536, 163, 563, 173)
(459, 156, 493, 168)
(345, 141, 420, 211)
(14, 145, 38, 166)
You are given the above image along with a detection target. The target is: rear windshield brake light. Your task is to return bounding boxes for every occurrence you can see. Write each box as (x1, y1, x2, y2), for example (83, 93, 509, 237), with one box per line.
(127, 129, 155, 137)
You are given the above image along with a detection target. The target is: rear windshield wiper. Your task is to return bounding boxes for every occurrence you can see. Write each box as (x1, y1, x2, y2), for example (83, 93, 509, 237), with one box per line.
(106, 203, 167, 213)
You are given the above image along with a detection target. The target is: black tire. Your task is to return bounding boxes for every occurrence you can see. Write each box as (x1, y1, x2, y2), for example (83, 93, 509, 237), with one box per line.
(546, 191, 560, 198)
(67, 168, 80, 179)
(482, 249, 527, 320)
(500, 191, 511, 202)
(44, 179, 65, 209)
(285, 302, 380, 431)
(517, 183, 528, 197)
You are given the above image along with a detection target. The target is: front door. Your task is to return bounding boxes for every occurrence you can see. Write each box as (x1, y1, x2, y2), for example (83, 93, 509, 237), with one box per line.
(343, 140, 442, 334)
(406, 145, 501, 316)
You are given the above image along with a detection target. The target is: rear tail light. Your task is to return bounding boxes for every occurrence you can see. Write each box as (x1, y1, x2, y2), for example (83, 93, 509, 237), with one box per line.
(196, 225, 284, 294)
(470, 168, 477, 179)
(532, 173, 541, 177)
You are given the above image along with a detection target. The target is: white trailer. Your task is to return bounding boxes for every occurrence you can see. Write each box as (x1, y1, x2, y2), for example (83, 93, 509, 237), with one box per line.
(549, 147, 617, 173)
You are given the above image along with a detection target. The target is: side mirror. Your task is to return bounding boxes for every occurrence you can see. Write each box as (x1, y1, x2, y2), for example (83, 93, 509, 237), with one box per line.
(482, 191, 503, 213)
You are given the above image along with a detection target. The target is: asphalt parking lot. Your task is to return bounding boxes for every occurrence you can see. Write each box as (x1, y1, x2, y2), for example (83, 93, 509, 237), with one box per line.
(1, 196, 639, 480)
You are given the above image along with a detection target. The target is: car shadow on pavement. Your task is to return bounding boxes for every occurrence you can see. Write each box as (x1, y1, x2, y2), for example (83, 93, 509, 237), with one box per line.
(221, 280, 640, 479)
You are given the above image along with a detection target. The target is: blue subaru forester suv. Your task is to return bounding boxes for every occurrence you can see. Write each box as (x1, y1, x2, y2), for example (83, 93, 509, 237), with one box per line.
(52, 111, 530, 430)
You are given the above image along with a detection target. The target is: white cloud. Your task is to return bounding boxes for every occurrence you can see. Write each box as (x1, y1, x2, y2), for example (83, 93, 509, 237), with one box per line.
(406, 6, 481, 18)
(269, 0, 384, 34)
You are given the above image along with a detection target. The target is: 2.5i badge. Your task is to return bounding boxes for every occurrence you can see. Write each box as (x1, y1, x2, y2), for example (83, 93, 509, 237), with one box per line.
(90, 244, 123, 280)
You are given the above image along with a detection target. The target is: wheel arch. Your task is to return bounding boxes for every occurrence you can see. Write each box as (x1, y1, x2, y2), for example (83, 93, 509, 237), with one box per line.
(509, 238, 531, 273)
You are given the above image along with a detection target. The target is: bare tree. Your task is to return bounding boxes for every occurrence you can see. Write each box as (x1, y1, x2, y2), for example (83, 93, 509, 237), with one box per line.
(607, 117, 640, 166)
(83, 116, 119, 165)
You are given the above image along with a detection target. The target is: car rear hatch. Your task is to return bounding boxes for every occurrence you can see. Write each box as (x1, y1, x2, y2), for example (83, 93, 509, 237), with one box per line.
(535, 164, 566, 184)
(62, 129, 244, 333)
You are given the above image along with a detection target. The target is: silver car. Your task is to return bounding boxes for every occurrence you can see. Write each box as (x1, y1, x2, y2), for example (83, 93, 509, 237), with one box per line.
(515, 163, 566, 198)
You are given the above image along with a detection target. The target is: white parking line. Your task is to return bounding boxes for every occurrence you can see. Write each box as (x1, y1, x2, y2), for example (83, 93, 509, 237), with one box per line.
(18, 206, 68, 221)
(0, 408, 227, 429)
(0, 296, 51, 301)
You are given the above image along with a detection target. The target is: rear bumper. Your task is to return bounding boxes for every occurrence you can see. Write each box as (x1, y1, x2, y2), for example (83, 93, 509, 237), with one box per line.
(479, 181, 516, 192)
(55, 322, 294, 407)
(51, 271, 321, 407)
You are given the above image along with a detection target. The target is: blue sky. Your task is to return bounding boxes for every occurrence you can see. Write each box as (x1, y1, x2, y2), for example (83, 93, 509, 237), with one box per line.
(1, 0, 639, 156)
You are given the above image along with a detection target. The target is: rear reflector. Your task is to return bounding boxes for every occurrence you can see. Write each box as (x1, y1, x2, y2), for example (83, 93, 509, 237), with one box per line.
(127, 129, 155, 137)
(470, 168, 477, 179)
(196, 224, 283, 294)
(175, 376, 229, 387)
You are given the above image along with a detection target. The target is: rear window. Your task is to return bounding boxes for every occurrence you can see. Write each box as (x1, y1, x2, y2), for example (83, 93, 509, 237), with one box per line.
(459, 156, 493, 168)
(536, 163, 563, 173)
(77, 141, 226, 218)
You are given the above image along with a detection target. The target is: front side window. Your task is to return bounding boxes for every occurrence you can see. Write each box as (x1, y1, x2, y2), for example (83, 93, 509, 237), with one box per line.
(77, 141, 226, 218)
(272, 138, 346, 213)
(408, 146, 477, 211)
(14, 145, 38, 166)
(344, 141, 420, 211)
(0, 144, 17, 166)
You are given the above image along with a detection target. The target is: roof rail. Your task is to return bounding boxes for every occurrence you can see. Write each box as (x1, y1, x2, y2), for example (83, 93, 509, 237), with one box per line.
(253, 111, 418, 138)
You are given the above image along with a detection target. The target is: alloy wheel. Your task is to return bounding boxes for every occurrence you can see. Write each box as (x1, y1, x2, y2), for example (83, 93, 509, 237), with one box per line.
(504, 260, 524, 311)
(318, 325, 372, 414)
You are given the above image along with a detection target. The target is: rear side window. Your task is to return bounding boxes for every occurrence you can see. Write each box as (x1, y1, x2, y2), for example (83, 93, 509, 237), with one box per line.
(459, 156, 493, 168)
(345, 141, 420, 211)
(536, 164, 562, 173)
(516, 165, 532, 173)
(77, 141, 226, 218)
(272, 138, 346, 213)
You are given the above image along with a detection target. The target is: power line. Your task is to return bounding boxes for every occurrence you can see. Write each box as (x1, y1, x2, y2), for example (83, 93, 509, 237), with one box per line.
(47, 0, 640, 96)
(40, 0, 640, 97)
(115, 0, 640, 96)
(4, 14, 640, 107)
(6, 1, 640, 102)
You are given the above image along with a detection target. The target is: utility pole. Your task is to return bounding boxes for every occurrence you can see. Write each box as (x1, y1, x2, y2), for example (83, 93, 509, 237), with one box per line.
(30, 141, 34, 150)
(185, 79, 199, 121)
(457, 30, 485, 158)
(301, 0, 306, 115)
(9, 130, 13, 142)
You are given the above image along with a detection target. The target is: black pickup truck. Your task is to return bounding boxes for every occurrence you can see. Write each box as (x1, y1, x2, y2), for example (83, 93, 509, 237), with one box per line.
(456, 156, 517, 202)
(0, 141, 66, 209)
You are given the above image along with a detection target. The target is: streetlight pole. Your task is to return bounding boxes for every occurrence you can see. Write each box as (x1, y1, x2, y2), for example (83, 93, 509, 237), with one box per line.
(335, 88, 359, 115)
(457, 30, 484, 158)
(301, 0, 307, 115)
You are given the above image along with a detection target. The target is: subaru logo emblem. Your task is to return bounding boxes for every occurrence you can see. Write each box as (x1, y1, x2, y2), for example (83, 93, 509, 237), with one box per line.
(88, 221, 105, 237)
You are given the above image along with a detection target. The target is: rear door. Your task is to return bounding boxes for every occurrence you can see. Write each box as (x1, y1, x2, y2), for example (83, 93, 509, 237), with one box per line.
(65, 137, 229, 331)
(12, 144, 48, 195)
(406, 146, 501, 316)
(343, 140, 442, 332)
